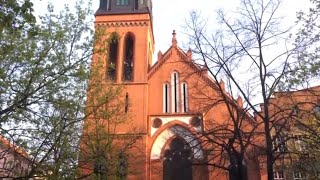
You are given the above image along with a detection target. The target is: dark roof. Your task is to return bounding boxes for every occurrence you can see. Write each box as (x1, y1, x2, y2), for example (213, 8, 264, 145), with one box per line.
(96, 0, 152, 16)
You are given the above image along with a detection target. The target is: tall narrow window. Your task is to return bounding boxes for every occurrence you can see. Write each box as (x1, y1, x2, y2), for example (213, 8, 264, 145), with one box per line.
(99, 0, 108, 9)
(171, 72, 179, 113)
(163, 83, 170, 113)
(273, 171, 285, 180)
(134, 0, 139, 9)
(181, 82, 188, 113)
(117, 153, 128, 179)
(108, 32, 119, 81)
(116, 0, 129, 5)
(294, 136, 306, 151)
(273, 135, 287, 152)
(123, 33, 134, 81)
(107, 0, 111, 10)
(140, 0, 145, 4)
(125, 93, 129, 113)
(293, 171, 306, 180)
(2, 157, 6, 168)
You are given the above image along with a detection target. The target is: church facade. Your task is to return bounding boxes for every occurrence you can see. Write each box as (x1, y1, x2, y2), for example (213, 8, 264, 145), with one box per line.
(81, 0, 264, 179)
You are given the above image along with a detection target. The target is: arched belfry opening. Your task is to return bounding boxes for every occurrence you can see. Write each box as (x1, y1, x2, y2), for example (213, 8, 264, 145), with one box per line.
(107, 32, 119, 81)
(134, 0, 139, 10)
(163, 137, 193, 180)
(123, 33, 134, 81)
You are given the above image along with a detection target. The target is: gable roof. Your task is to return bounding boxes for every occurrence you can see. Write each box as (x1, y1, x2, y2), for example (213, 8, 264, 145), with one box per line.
(148, 45, 210, 84)
(148, 43, 256, 123)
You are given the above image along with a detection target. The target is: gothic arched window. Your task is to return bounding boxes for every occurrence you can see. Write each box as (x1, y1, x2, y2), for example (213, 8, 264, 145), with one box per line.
(181, 82, 188, 113)
(171, 71, 179, 113)
(163, 83, 170, 113)
(107, 32, 119, 81)
(123, 33, 134, 81)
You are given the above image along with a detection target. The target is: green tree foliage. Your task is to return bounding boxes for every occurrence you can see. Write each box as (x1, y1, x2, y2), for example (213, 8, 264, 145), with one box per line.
(0, 1, 137, 179)
(78, 39, 140, 179)
(278, 1, 320, 178)
(287, 0, 320, 86)
(0, 0, 98, 178)
(0, 0, 35, 34)
(285, 96, 320, 179)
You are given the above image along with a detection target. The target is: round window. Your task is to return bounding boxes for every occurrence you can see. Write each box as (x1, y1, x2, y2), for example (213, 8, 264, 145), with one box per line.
(152, 118, 162, 128)
(190, 116, 201, 127)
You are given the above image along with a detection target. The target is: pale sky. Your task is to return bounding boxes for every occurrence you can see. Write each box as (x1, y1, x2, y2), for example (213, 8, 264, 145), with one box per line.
(32, 0, 311, 61)
(151, 0, 310, 54)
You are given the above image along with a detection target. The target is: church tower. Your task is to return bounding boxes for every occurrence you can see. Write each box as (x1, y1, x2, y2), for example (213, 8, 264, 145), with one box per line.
(94, 0, 154, 131)
(96, 0, 154, 82)
(81, 0, 154, 179)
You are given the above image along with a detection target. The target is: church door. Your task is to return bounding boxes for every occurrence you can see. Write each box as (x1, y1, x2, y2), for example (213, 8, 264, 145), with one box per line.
(163, 137, 192, 180)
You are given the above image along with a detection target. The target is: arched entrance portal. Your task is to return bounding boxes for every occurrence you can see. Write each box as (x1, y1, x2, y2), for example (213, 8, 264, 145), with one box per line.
(163, 137, 192, 180)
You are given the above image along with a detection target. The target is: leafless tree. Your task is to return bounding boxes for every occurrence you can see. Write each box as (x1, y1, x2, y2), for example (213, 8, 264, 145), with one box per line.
(185, 0, 299, 179)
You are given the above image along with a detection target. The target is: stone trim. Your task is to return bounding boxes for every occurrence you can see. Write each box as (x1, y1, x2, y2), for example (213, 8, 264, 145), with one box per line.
(96, 21, 149, 27)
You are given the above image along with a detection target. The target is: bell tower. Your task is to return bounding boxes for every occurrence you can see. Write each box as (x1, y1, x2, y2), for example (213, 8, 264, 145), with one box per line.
(95, 0, 154, 83)
(89, 0, 154, 178)
(94, 0, 155, 128)
(94, 0, 154, 129)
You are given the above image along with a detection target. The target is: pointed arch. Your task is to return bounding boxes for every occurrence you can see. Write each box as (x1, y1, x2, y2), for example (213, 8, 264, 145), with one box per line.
(150, 125, 203, 160)
(107, 32, 120, 81)
(123, 32, 135, 81)
(171, 71, 179, 113)
(181, 82, 188, 113)
(163, 82, 170, 113)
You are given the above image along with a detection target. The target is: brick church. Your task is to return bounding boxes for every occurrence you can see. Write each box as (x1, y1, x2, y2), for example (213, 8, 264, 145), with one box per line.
(80, 0, 263, 179)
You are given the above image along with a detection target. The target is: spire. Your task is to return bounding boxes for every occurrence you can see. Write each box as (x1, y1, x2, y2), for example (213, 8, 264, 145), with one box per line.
(219, 79, 225, 91)
(237, 95, 243, 108)
(186, 48, 192, 61)
(172, 30, 177, 47)
(157, 50, 163, 61)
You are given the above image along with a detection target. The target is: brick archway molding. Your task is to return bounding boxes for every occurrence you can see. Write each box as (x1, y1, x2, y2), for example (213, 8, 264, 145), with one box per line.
(150, 125, 203, 160)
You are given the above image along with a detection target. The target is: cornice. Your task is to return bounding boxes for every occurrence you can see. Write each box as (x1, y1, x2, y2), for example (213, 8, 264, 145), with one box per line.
(95, 21, 149, 27)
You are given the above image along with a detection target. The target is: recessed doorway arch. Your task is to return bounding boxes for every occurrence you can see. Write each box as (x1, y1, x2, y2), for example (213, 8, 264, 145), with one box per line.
(150, 125, 203, 160)
(163, 137, 193, 180)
